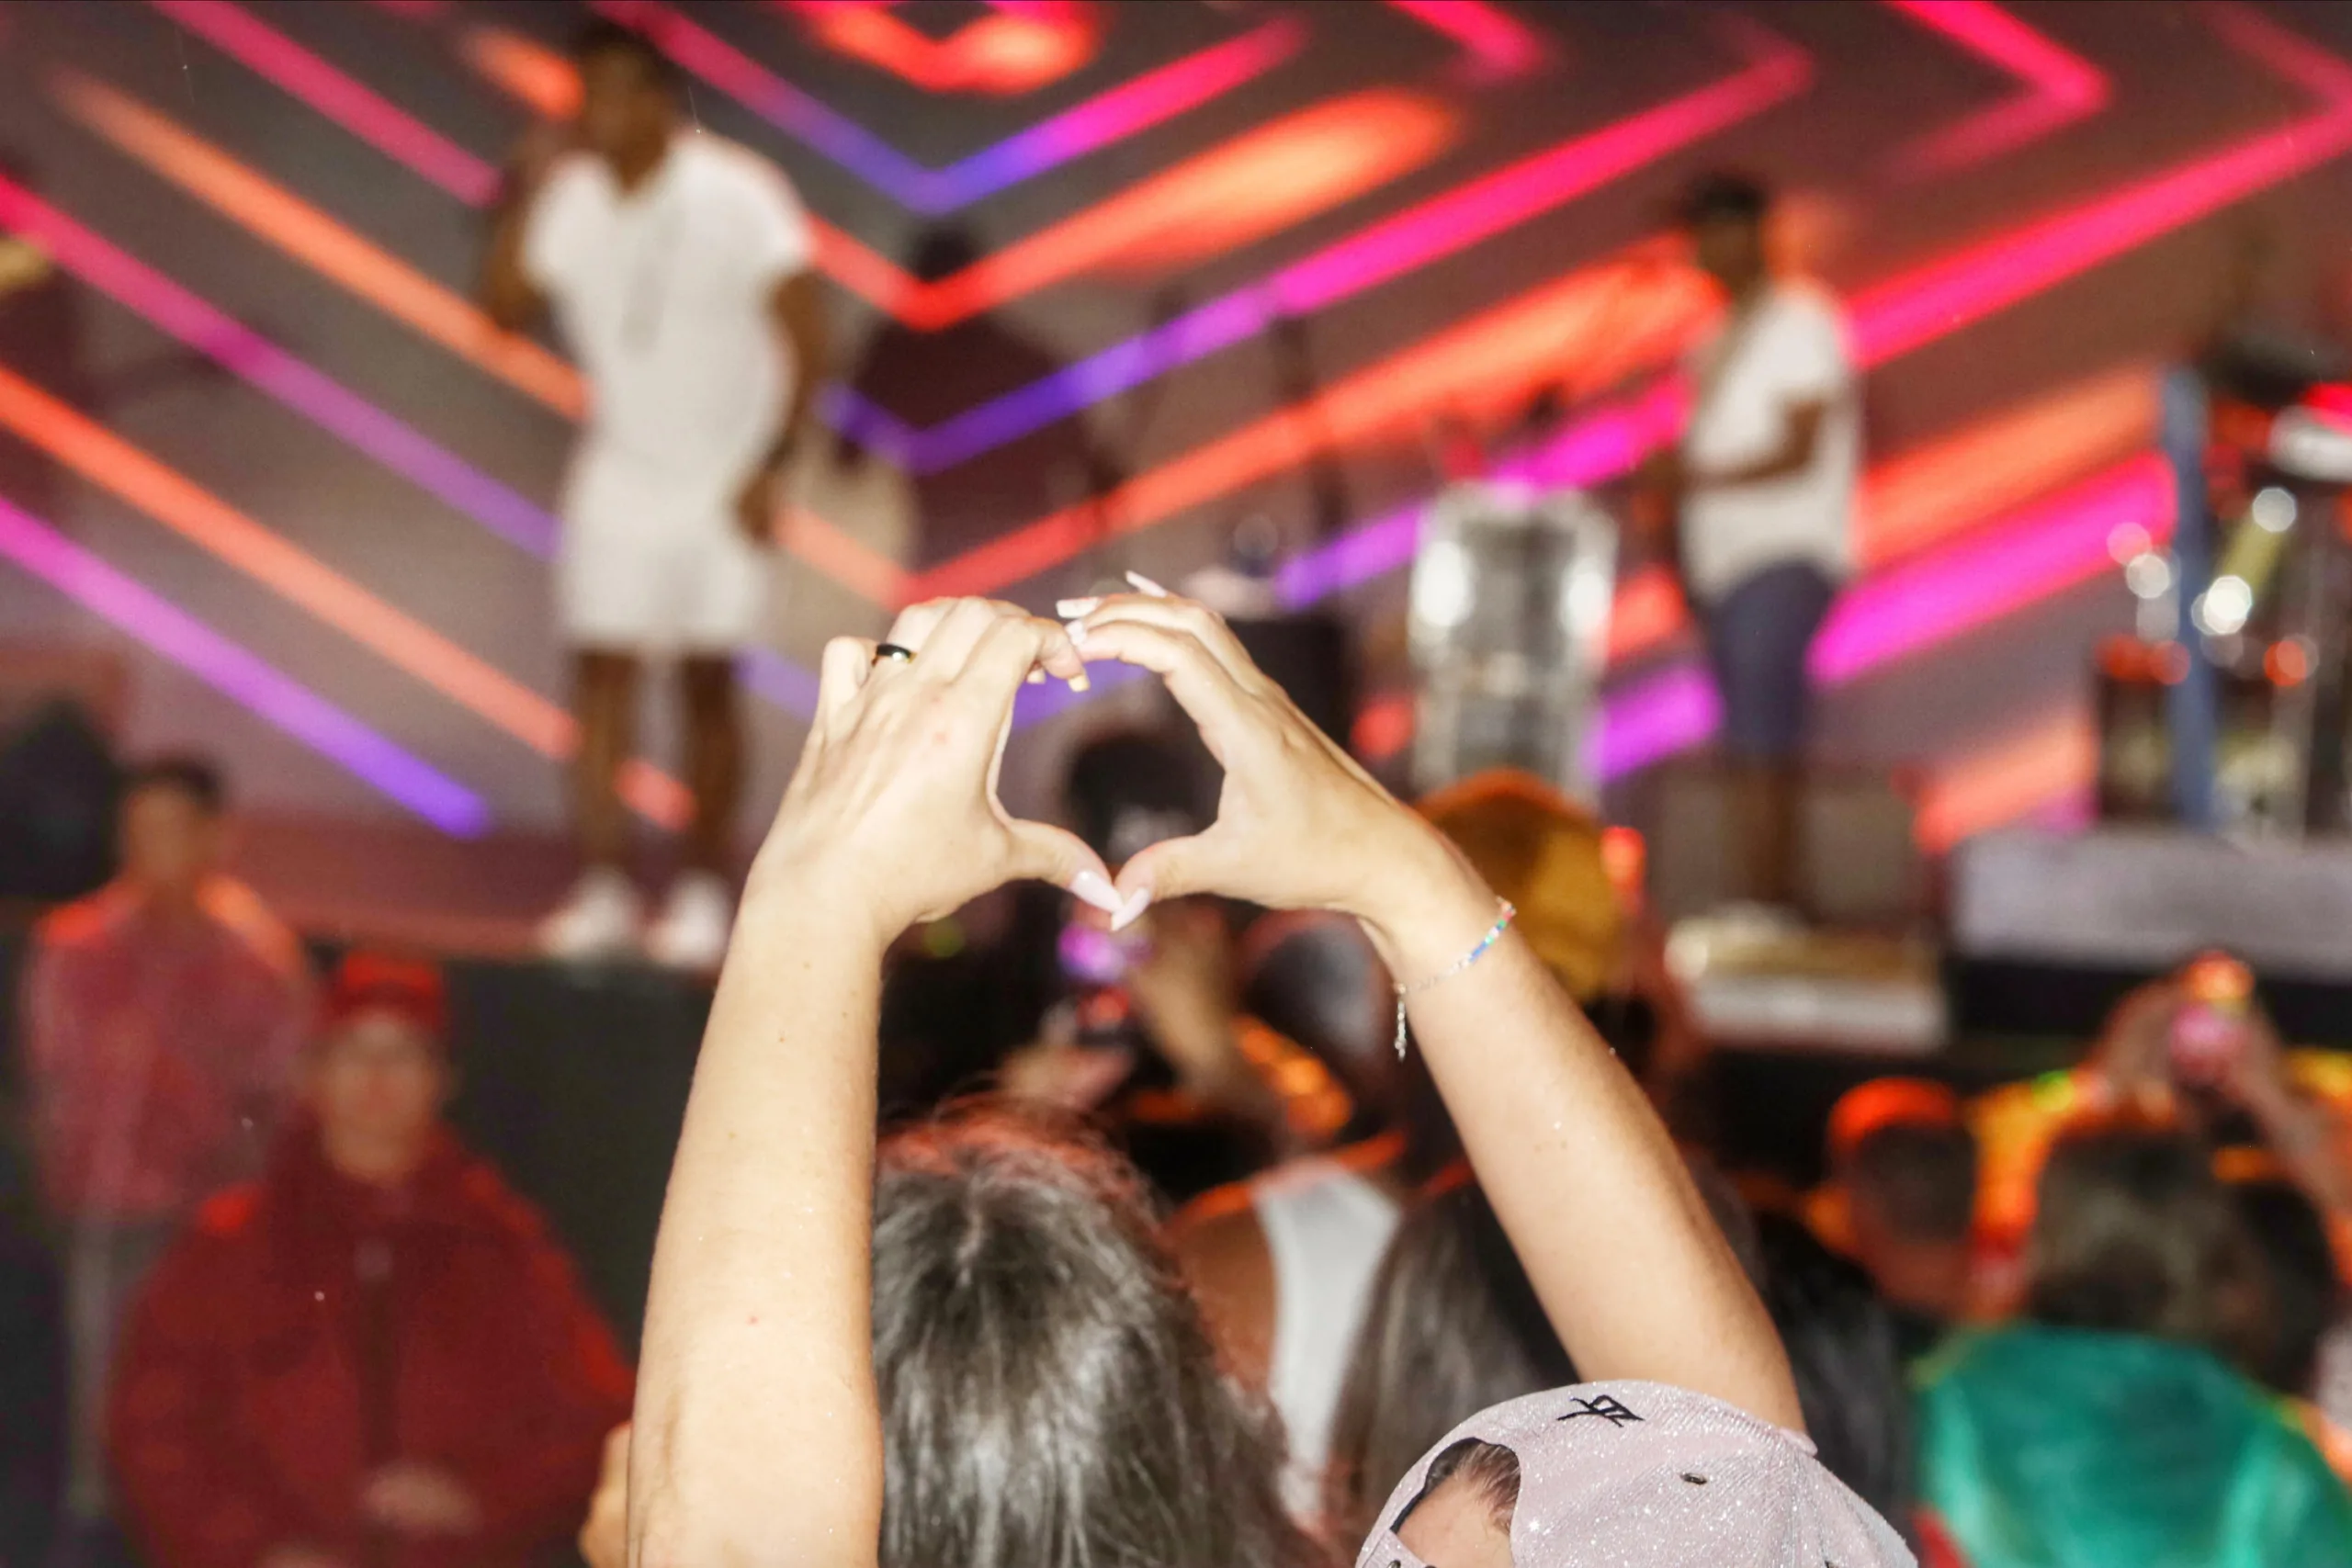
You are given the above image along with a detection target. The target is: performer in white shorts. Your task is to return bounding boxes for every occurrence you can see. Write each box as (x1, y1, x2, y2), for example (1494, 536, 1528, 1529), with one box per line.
(482, 19, 827, 968)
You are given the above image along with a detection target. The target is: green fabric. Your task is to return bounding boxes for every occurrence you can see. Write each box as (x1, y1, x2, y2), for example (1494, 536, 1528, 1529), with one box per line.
(1917, 1325, 2352, 1567)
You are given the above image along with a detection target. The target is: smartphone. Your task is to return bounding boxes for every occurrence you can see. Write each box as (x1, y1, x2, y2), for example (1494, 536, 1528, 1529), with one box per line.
(2169, 951, 2256, 1089)
(1057, 920, 1150, 987)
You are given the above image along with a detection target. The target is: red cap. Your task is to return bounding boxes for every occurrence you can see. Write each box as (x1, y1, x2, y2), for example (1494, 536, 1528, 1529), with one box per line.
(1826, 1076, 1960, 1166)
(321, 950, 449, 1047)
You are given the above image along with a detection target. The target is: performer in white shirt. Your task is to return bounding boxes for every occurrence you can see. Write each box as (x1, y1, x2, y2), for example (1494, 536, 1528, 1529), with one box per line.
(482, 20, 827, 968)
(1642, 173, 1858, 916)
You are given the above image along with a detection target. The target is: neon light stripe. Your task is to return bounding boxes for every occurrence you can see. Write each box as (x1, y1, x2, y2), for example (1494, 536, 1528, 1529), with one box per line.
(1590, 457, 2173, 778)
(57, 71, 889, 653)
(459, 26, 579, 120)
(904, 90, 1461, 331)
(148, 1, 914, 323)
(937, 19, 1301, 198)
(1853, 18, 2352, 364)
(56, 71, 584, 419)
(1384, 0, 1548, 79)
(0, 175, 558, 557)
(1913, 710, 2098, 852)
(877, 28, 1807, 472)
(910, 262, 1715, 599)
(1884, 0, 2108, 177)
(608, 1, 1304, 213)
(0, 362, 693, 829)
(147, 0, 498, 203)
(1282, 10, 2352, 613)
(0, 494, 488, 835)
(0, 175, 827, 733)
(779, 0, 1099, 96)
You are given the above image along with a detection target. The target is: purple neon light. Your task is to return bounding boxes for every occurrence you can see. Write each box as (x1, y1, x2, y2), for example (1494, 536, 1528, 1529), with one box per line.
(605, 2, 1302, 215)
(150, 0, 499, 203)
(1279, 6, 2352, 612)
(0, 180, 556, 556)
(0, 494, 488, 834)
(1588, 457, 2171, 778)
(0, 178, 829, 723)
(845, 28, 1806, 474)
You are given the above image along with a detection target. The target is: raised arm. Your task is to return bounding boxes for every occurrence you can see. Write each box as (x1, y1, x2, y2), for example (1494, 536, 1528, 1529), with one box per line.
(628, 602, 1109, 1568)
(480, 126, 571, 333)
(1076, 592, 1804, 1431)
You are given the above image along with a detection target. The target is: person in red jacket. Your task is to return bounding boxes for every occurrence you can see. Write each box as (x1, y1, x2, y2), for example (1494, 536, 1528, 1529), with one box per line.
(107, 951, 632, 1568)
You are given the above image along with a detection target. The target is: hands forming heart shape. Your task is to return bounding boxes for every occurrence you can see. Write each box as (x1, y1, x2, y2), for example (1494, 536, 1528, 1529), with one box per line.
(748, 588, 1497, 983)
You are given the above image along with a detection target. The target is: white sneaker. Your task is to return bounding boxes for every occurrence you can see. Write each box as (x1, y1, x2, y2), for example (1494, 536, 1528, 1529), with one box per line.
(646, 871, 736, 972)
(540, 867, 644, 962)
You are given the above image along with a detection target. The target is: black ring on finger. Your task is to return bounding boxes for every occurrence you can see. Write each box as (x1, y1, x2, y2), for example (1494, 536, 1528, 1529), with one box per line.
(872, 643, 916, 666)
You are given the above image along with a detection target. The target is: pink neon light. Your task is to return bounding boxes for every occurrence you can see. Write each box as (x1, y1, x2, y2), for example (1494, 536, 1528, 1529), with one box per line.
(1884, 0, 2108, 177)
(1592, 456, 2174, 779)
(147, 0, 496, 204)
(781, 0, 1099, 95)
(1383, 0, 1549, 80)
(1514, 6, 2352, 497)
(1809, 456, 2171, 682)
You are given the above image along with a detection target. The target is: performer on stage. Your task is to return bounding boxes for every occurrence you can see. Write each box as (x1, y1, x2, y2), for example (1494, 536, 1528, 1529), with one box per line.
(482, 20, 828, 967)
(1644, 173, 1858, 916)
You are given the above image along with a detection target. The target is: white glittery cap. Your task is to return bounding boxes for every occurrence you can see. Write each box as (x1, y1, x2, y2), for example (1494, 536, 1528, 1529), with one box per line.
(1353, 1381, 1916, 1568)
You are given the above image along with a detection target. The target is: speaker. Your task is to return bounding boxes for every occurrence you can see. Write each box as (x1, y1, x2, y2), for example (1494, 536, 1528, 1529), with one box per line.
(1635, 761, 1922, 928)
(1229, 612, 1355, 748)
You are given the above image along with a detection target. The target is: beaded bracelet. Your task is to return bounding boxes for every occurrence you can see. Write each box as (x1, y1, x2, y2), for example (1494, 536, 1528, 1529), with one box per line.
(1392, 898, 1517, 1057)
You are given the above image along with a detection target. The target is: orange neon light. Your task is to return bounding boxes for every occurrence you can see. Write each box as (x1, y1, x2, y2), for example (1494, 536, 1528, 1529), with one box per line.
(60, 69, 894, 619)
(57, 71, 585, 420)
(461, 24, 581, 118)
(0, 360, 690, 829)
(1604, 365, 2160, 664)
(791, 2, 1098, 95)
(453, 31, 1452, 333)
(913, 258, 1715, 599)
(1912, 710, 2097, 852)
(910, 89, 1459, 329)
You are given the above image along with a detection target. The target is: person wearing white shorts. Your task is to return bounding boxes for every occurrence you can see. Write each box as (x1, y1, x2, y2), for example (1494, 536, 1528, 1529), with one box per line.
(483, 19, 827, 968)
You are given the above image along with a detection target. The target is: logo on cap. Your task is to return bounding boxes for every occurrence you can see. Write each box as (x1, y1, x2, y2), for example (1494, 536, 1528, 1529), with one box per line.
(1555, 1393, 1643, 1427)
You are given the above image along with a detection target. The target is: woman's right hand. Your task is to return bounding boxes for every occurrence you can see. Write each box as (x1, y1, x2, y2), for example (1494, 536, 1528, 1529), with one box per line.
(1072, 593, 1498, 979)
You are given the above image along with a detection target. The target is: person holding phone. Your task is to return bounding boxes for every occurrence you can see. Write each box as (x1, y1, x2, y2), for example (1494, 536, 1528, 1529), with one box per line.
(1971, 957, 2352, 1292)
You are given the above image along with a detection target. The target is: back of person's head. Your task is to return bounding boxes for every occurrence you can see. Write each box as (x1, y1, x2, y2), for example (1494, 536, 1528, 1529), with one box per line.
(1679, 170, 1773, 231)
(871, 1109, 1317, 1568)
(571, 17, 677, 90)
(2026, 1121, 2267, 1369)
(1846, 1120, 1977, 1247)
(122, 752, 224, 818)
(1325, 1179, 1577, 1545)
(2227, 1168, 2342, 1398)
(1752, 1215, 1915, 1533)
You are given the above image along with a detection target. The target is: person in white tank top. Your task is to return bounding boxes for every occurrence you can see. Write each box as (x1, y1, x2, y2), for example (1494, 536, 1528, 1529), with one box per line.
(1247, 1154, 1404, 1513)
(1173, 771, 1670, 1533)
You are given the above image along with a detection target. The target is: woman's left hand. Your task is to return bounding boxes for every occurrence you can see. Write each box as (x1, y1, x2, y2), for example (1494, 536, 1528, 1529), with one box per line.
(747, 598, 1114, 953)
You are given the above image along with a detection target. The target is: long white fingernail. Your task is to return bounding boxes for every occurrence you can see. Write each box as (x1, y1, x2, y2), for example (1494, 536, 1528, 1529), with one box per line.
(1062, 618, 1091, 648)
(1110, 888, 1152, 931)
(1070, 870, 1123, 913)
(1125, 570, 1170, 598)
(1025, 669, 1046, 684)
(1068, 671, 1091, 693)
(1056, 596, 1102, 617)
